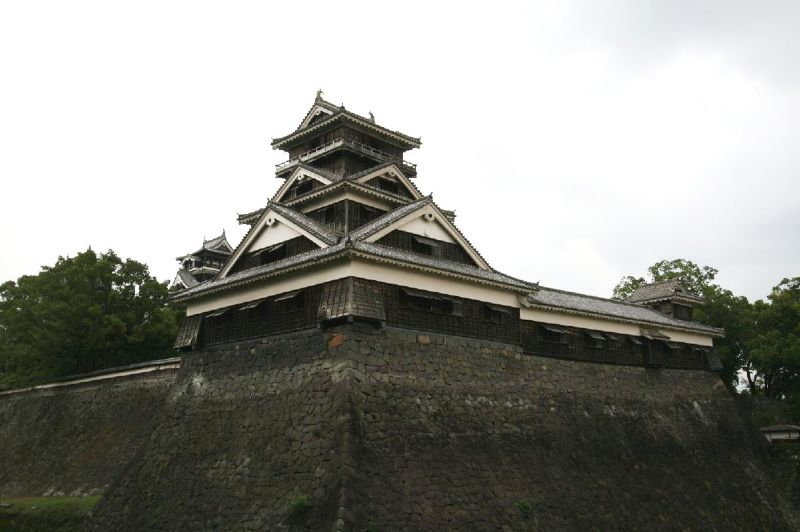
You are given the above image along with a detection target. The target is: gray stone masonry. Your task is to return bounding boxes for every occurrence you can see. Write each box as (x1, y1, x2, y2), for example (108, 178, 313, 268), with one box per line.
(85, 324, 796, 531)
(0, 369, 178, 498)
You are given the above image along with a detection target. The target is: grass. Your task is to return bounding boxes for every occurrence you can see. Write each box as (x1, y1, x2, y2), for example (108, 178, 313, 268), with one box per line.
(288, 494, 311, 518)
(0, 496, 100, 532)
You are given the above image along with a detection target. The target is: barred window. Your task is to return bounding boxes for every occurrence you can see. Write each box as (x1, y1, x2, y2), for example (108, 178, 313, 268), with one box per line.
(481, 303, 508, 325)
(273, 289, 306, 312)
(586, 330, 606, 349)
(400, 287, 456, 315)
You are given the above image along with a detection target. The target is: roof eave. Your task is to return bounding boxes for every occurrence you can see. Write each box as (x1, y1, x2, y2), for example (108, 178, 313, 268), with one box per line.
(271, 113, 421, 150)
(519, 300, 725, 338)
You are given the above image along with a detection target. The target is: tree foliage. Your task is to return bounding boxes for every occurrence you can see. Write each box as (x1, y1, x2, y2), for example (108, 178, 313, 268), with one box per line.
(749, 278, 800, 403)
(0, 249, 182, 390)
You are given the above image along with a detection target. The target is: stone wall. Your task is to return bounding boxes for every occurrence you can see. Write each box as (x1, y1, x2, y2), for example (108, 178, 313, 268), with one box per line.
(0, 363, 178, 498)
(91, 328, 352, 531)
(89, 324, 795, 530)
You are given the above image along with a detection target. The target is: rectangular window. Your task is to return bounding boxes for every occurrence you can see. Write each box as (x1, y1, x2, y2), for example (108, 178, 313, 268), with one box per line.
(261, 242, 287, 265)
(273, 289, 306, 312)
(541, 324, 571, 344)
(481, 303, 508, 324)
(586, 330, 606, 349)
(411, 235, 441, 258)
(400, 287, 456, 315)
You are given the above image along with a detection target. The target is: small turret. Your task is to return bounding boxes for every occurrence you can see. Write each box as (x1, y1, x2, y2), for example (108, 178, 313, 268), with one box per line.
(171, 232, 233, 290)
(625, 279, 703, 321)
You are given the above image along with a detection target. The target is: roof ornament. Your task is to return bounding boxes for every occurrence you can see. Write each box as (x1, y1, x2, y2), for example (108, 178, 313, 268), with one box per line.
(368, 111, 375, 123)
(315, 89, 323, 102)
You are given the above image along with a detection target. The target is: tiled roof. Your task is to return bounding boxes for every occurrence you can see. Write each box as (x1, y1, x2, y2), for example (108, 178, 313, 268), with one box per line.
(202, 232, 233, 252)
(626, 279, 704, 304)
(523, 287, 723, 336)
(174, 269, 199, 288)
(352, 241, 531, 290)
(171, 243, 349, 301)
(347, 196, 433, 240)
(267, 202, 339, 246)
(272, 98, 421, 149)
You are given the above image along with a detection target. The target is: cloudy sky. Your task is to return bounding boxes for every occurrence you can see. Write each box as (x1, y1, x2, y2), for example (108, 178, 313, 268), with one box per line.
(1, 1, 798, 302)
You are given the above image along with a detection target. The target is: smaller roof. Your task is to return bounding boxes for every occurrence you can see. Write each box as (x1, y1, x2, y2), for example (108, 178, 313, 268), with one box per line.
(760, 425, 800, 432)
(626, 279, 704, 305)
(177, 232, 234, 260)
(272, 97, 421, 150)
(171, 269, 199, 290)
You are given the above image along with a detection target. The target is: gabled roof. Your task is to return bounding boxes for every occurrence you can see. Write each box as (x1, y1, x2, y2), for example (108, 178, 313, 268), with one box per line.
(272, 97, 421, 150)
(218, 202, 339, 278)
(281, 181, 412, 212)
(271, 165, 335, 204)
(171, 269, 199, 290)
(349, 196, 492, 270)
(626, 279, 704, 305)
(176, 232, 233, 260)
(521, 287, 723, 336)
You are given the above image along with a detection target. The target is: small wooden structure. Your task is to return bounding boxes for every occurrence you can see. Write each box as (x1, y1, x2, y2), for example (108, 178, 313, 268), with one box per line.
(760, 425, 800, 445)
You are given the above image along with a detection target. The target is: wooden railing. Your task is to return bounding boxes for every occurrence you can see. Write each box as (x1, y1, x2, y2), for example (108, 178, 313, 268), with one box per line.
(276, 138, 417, 173)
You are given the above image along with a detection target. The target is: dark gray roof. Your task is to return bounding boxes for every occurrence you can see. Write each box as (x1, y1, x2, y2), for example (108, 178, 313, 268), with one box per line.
(348, 196, 433, 240)
(267, 202, 339, 246)
(273, 98, 421, 149)
(760, 425, 800, 432)
(626, 279, 703, 304)
(523, 287, 723, 336)
(202, 232, 233, 252)
(177, 232, 234, 260)
(173, 269, 199, 289)
(281, 180, 413, 210)
(172, 243, 349, 301)
(352, 242, 531, 290)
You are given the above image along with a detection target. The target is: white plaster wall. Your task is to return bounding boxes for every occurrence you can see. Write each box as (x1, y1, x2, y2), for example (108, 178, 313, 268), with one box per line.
(248, 221, 303, 251)
(398, 216, 457, 243)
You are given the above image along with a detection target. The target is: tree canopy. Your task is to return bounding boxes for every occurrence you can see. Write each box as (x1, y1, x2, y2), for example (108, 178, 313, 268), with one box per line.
(0, 249, 181, 390)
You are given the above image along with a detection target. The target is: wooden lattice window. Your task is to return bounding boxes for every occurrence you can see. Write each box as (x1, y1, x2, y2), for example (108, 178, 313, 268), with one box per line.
(481, 303, 507, 325)
(272, 289, 306, 313)
(400, 287, 455, 315)
(586, 330, 606, 349)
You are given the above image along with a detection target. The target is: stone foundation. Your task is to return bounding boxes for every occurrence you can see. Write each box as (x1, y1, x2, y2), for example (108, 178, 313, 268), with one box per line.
(87, 324, 794, 530)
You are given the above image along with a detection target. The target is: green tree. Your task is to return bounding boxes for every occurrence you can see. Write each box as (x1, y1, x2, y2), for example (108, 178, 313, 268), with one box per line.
(749, 278, 800, 409)
(0, 249, 182, 389)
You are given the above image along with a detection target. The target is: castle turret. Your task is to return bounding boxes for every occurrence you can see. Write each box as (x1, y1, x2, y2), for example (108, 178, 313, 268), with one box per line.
(625, 279, 704, 321)
(171, 232, 233, 291)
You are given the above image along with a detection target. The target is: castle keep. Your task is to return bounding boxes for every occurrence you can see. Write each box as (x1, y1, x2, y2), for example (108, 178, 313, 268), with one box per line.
(1, 95, 795, 531)
(170, 94, 724, 371)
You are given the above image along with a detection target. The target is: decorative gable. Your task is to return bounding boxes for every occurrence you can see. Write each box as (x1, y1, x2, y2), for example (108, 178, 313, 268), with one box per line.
(357, 200, 490, 270)
(219, 206, 337, 278)
(298, 104, 336, 130)
(354, 164, 422, 200)
(273, 167, 334, 204)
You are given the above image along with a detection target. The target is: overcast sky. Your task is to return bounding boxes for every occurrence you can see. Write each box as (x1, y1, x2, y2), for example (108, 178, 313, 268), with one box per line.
(1, 1, 798, 302)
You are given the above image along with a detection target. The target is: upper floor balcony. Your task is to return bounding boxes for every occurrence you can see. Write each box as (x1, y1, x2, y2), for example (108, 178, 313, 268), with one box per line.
(275, 138, 417, 176)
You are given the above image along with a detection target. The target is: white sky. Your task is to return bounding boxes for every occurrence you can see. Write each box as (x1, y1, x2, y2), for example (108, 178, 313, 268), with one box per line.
(1, 1, 798, 302)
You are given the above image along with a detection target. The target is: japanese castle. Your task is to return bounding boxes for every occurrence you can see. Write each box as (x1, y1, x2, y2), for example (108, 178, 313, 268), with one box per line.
(171, 93, 723, 370)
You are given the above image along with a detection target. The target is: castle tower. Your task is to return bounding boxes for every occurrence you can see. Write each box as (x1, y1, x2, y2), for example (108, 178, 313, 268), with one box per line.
(171, 94, 723, 373)
(171, 232, 233, 290)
